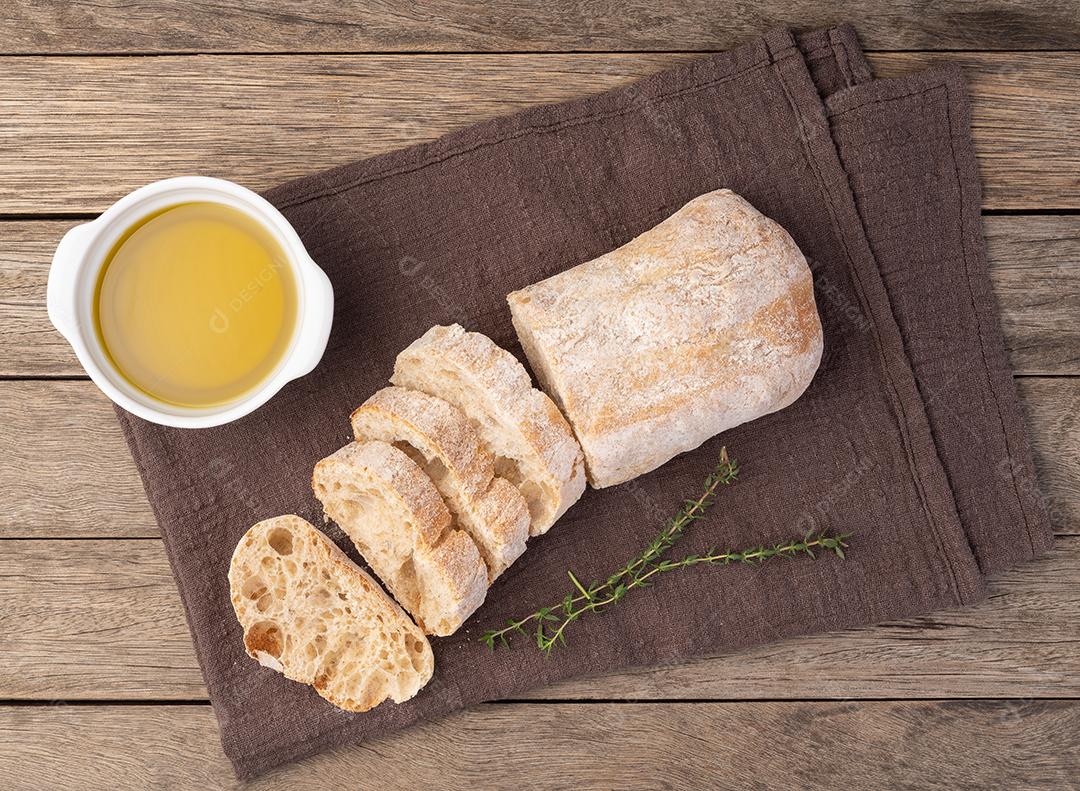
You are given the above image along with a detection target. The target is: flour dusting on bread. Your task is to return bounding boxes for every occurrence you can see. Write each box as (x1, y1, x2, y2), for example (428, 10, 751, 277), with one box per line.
(508, 189, 823, 487)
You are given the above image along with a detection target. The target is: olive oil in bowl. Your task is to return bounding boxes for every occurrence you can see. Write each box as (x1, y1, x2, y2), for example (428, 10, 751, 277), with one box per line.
(94, 202, 298, 408)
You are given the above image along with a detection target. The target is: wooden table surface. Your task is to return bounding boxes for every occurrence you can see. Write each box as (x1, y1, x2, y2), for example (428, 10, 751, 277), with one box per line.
(1, 3, 1078, 789)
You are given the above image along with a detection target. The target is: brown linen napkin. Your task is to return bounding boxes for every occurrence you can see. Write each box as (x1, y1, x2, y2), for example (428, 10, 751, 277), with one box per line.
(818, 61, 1053, 573)
(114, 24, 1051, 779)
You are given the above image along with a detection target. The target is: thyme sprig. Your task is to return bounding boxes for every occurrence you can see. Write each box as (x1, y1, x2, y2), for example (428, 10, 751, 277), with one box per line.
(480, 449, 738, 652)
(480, 449, 850, 654)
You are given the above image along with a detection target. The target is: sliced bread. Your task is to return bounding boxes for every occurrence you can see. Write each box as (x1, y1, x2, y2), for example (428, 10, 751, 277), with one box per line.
(351, 386, 529, 581)
(228, 515, 433, 712)
(312, 440, 488, 636)
(391, 324, 586, 536)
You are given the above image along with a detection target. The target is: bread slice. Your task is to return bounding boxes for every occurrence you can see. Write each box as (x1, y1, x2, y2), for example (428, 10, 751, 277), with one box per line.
(508, 189, 823, 487)
(228, 515, 433, 713)
(351, 386, 529, 581)
(391, 324, 585, 536)
(312, 440, 488, 636)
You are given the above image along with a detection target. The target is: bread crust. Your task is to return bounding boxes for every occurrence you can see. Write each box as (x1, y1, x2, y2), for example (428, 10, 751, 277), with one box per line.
(391, 324, 585, 535)
(312, 441, 488, 636)
(353, 387, 492, 497)
(508, 189, 824, 487)
(351, 387, 529, 581)
(228, 515, 434, 713)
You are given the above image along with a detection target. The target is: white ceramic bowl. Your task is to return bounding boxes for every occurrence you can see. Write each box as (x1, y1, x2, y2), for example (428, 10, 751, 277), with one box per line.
(47, 176, 334, 428)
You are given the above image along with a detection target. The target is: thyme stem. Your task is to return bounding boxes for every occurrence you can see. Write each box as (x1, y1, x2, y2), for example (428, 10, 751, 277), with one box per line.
(481, 449, 738, 651)
(479, 449, 850, 654)
(537, 533, 849, 654)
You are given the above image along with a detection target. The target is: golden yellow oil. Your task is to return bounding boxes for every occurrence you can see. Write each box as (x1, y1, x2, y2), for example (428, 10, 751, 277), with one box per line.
(94, 202, 297, 408)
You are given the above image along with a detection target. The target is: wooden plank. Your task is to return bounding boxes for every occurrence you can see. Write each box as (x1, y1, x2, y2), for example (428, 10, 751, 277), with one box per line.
(1, 701, 1077, 790)
(0, 221, 85, 377)
(1, 374, 1075, 542)
(0, 381, 156, 539)
(2, 1, 1079, 53)
(1018, 378, 1080, 538)
(985, 216, 1080, 376)
(0, 538, 202, 699)
(0, 533, 1075, 701)
(0, 53, 1075, 212)
(5, 216, 1078, 378)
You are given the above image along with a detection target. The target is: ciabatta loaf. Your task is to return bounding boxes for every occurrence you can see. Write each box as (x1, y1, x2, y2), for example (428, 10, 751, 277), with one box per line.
(351, 386, 529, 581)
(228, 515, 433, 712)
(508, 189, 823, 488)
(391, 324, 585, 536)
(312, 441, 488, 636)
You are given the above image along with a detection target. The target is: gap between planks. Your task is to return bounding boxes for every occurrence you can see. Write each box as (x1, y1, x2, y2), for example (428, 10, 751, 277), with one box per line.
(2, 48, 1080, 57)
(3, 696, 1079, 706)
